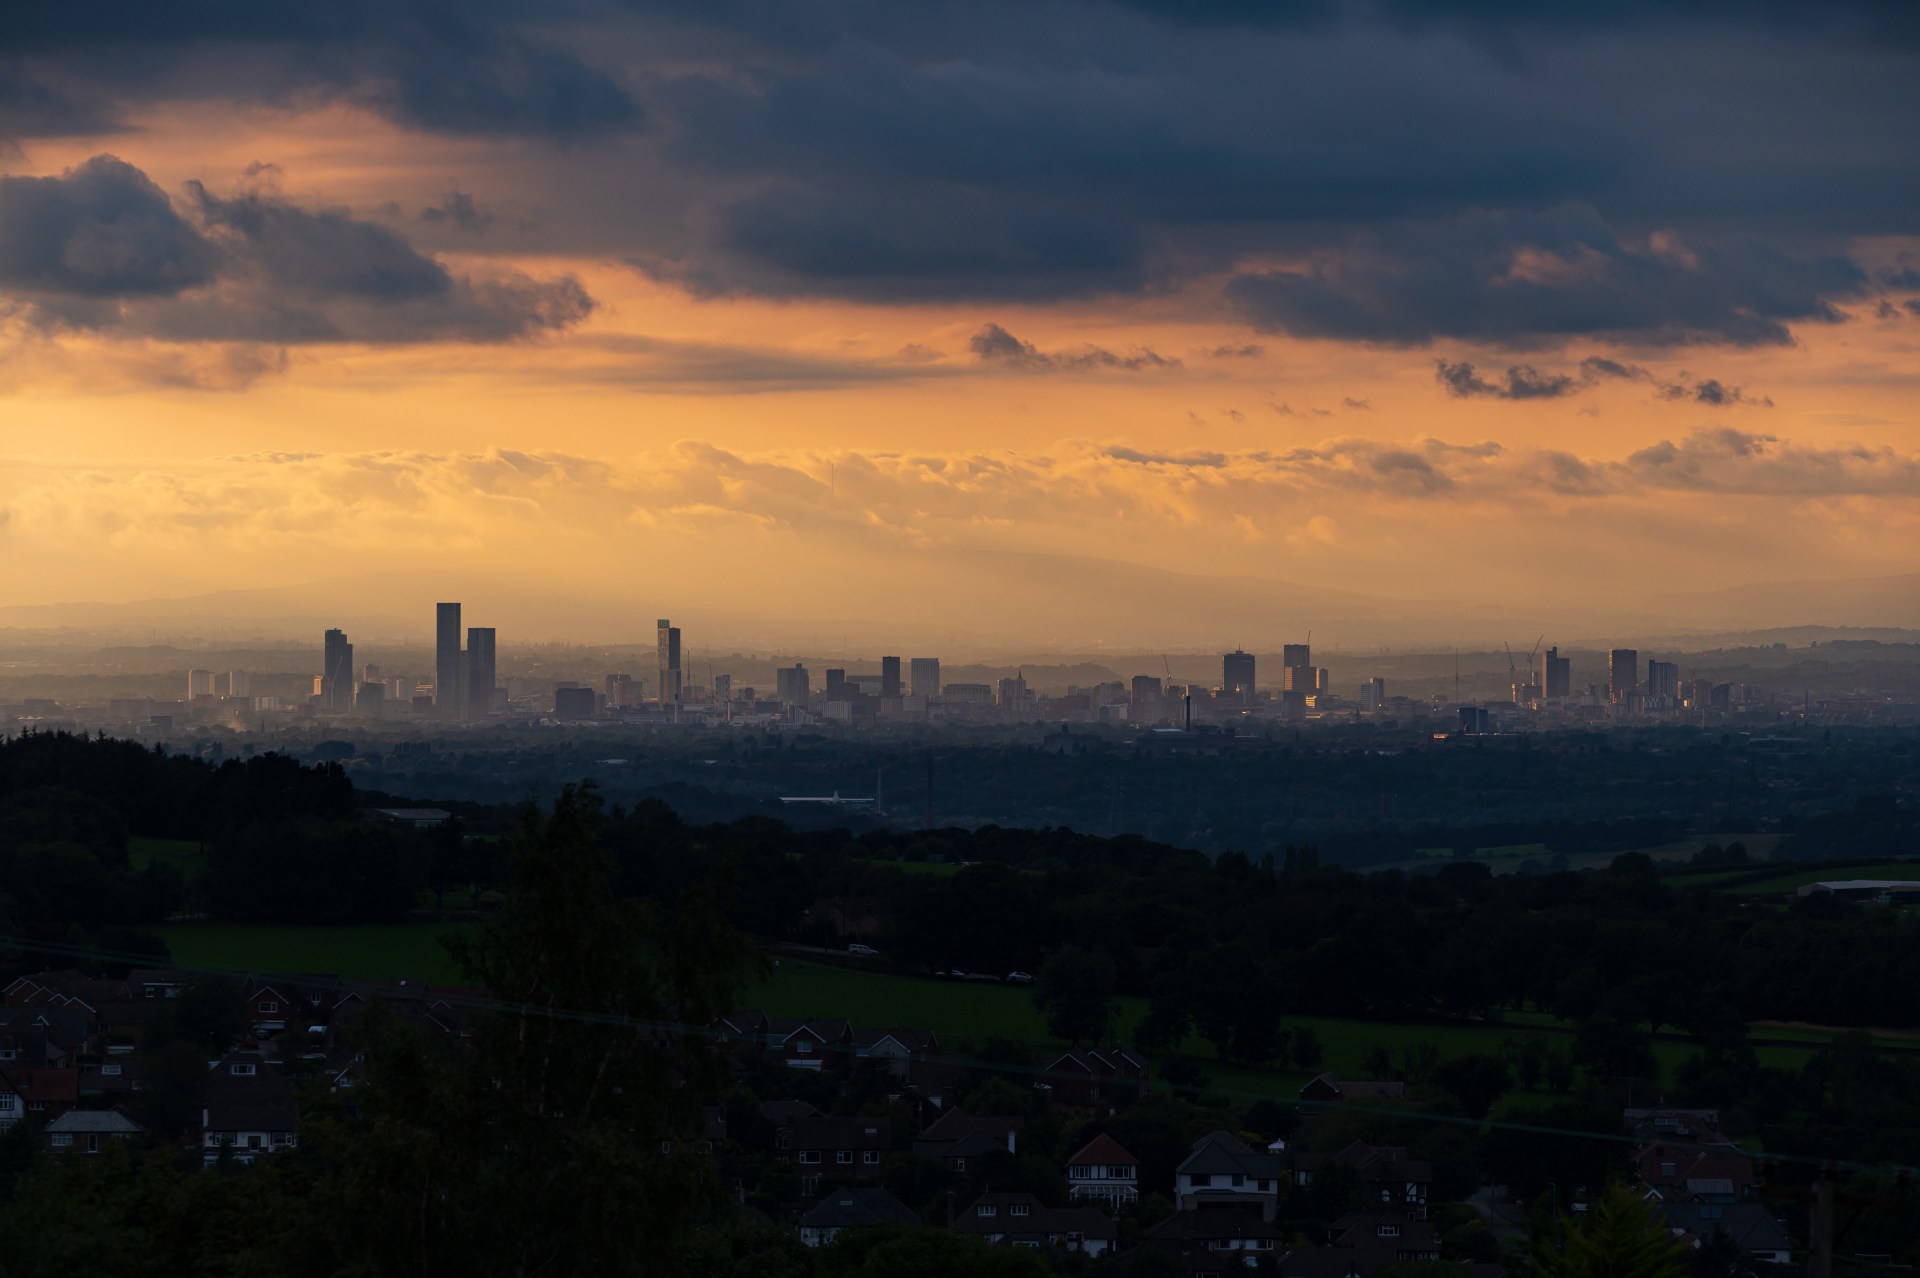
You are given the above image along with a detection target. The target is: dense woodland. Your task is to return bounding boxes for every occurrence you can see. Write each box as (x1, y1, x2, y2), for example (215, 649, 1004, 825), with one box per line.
(1, 731, 1918, 1271)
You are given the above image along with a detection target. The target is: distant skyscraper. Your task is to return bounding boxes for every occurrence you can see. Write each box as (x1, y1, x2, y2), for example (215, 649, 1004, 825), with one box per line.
(825, 668, 851, 701)
(1609, 648, 1638, 704)
(1282, 643, 1311, 670)
(187, 669, 215, 699)
(910, 657, 941, 699)
(881, 655, 902, 700)
(1647, 659, 1680, 706)
(775, 663, 810, 704)
(713, 673, 732, 705)
(466, 627, 497, 717)
(1543, 647, 1571, 700)
(226, 670, 251, 698)
(322, 629, 354, 711)
(436, 602, 463, 718)
(656, 619, 682, 704)
(553, 686, 595, 721)
(1363, 677, 1386, 711)
(1222, 650, 1256, 700)
(1131, 674, 1162, 704)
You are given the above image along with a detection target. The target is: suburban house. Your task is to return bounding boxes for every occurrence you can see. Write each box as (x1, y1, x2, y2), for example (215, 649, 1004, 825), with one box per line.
(789, 1114, 890, 1188)
(1038, 1047, 1150, 1109)
(1298, 1074, 1407, 1105)
(46, 1109, 143, 1154)
(950, 1192, 1119, 1257)
(912, 1109, 1020, 1170)
(757, 1098, 822, 1160)
(770, 1018, 854, 1071)
(1066, 1133, 1140, 1207)
(1176, 1131, 1287, 1220)
(1141, 1208, 1282, 1268)
(714, 1010, 770, 1055)
(1292, 1141, 1433, 1218)
(0, 1064, 78, 1130)
(201, 1050, 298, 1166)
(853, 1026, 938, 1081)
(1328, 1212, 1443, 1262)
(1633, 1142, 1757, 1201)
(797, 1188, 920, 1247)
(1657, 1202, 1792, 1267)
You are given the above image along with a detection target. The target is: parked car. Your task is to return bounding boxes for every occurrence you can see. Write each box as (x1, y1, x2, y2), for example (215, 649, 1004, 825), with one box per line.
(962, 971, 1000, 982)
(847, 944, 879, 957)
(934, 968, 969, 980)
(1004, 971, 1034, 985)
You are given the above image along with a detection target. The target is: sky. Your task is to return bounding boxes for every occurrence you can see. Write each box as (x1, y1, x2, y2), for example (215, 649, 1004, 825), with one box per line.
(1, 1, 1917, 649)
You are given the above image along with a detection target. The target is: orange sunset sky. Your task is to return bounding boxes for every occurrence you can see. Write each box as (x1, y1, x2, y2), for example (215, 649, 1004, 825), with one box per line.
(2, 4, 1917, 649)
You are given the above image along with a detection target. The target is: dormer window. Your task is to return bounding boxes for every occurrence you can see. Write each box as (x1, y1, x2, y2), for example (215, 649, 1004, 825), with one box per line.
(1010, 1204, 1030, 1217)
(231, 1063, 256, 1076)
(102, 1064, 122, 1076)
(979, 1205, 998, 1218)
(1379, 1224, 1400, 1238)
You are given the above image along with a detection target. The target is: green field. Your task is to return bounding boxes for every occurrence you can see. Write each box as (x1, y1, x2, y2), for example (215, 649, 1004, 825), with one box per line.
(1729, 863, 1920, 894)
(157, 923, 470, 985)
(129, 835, 203, 873)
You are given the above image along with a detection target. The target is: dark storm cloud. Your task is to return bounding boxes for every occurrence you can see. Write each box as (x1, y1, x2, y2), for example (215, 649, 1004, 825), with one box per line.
(1227, 207, 1869, 347)
(6, 1, 1919, 344)
(0, 156, 219, 297)
(0, 156, 592, 346)
(421, 192, 495, 233)
(1435, 360, 1577, 400)
(969, 323, 1181, 372)
(2, 2, 641, 142)
(0, 65, 125, 138)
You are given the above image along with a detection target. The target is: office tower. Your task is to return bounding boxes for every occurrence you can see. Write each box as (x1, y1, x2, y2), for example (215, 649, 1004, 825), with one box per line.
(825, 668, 851, 701)
(997, 672, 1030, 706)
(881, 655, 902, 700)
(187, 669, 215, 698)
(775, 663, 810, 704)
(1648, 659, 1680, 706)
(910, 658, 941, 699)
(1131, 674, 1163, 702)
(1609, 648, 1638, 704)
(436, 602, 463, 718)
(1313, 667, 1329, 694)
(226, 670, 251, 698)
(323, 629, 354, 711)
(656, 619, 682, 705)
(1543, 646, 1571, 700)
(553, 686, 595, 721)
(466, 627, 497, 717)
(1363, 677, 1386, 711)
(355, 681, 384, 714)
(1282, 643, 1311, 670)
(714, 673, 732, 704)
(1222, 649, 1256, 700)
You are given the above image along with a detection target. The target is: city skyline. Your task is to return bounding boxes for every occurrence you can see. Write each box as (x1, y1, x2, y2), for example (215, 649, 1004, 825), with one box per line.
(0, 6, 1916, 644)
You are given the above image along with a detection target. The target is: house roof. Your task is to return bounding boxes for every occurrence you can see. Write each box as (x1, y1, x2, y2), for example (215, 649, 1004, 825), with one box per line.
(1301, 1073, 1406, 1100)
(792, 1114, 889, 1151)
(1068, 1133, 1139, 1167)
(1279, 1245, 1402, 1278)
(1330, 1213, 1442, 1250)
(757, 1098, 820, 1127)
(47, 1109, 143, 1134)
(1658, 1203, 1791, 1254)
(205, 1101, 297, 1131)
(1146, 1209, 1281, 1243)
(798, 1188, 921, 1231)
(1179, 1129, 1284, 1178)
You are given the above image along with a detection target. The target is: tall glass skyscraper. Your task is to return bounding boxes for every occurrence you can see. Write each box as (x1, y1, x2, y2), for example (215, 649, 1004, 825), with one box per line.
(466, 627, 497, 717)
(436, 602, 464, 718)
(656, 619, 682, 704)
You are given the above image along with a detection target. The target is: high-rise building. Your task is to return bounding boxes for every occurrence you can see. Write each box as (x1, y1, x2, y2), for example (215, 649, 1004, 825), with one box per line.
(322, 629, 354, 711)
(656, 619, 682, 705)
(466, 627, 497, 717)
(554, 686, 596, 721)
(226, 670, 251, 698)
(1282, 643, 1311, 670)
(1543, 647, 1571, 700)
(825, 668, 851, 701)
(997, 672, 1030, 707)
(1222, 650, 1256, 700)
(355, 681, 384, 714)
(436, 602, 463, 718)
(775, 663, 810, 705)
(1363, 677, 1386, 711)
(881, 655, 902, 700)
(910, 658, 941, 699)
(713, 673, 732, 705)
(1647, 659, 1680, 706)
(1609, 648, 1638, 704)
(187, 669, 215, 699)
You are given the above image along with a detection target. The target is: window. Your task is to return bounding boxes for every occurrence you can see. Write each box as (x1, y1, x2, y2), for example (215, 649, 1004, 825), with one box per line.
(0, 1049, 15, 1062)
(248, 1135, 262, 1149)
(863, 1151, 880, 1165)
(1231, 1173, 1244, 1188)
(260, 1001, 279, 1014)
(1119, 1166, 1134, 1179)
(1010, 1204, 1030, 1217)
(660, 1141, 674, 1154)
(796, 1040, 813, 1053)
(27, 1101, 45, 1112)
(273, 1133, 291, 1147)
(1379, 1224, 1400, 1238)
(836, 1150, 852, 1165)
(1660, 1162, 1676, 1176)
(231, 1063, 256, 1077)
(101, 1064, 121, 1076)
(1070, 1165, 1089, 1178)
(1256, 1180, 1269, 1191)
(51, 1133, 72, 1148)
(86, 1134, 100, 1154)
(979, 1205, 998, 1218)
(799, 1151, 820, 1165)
